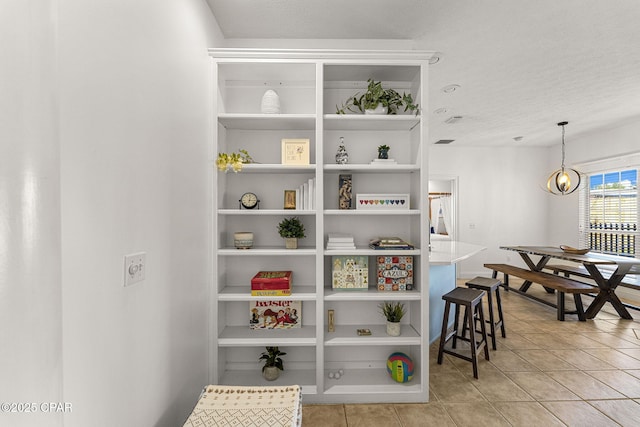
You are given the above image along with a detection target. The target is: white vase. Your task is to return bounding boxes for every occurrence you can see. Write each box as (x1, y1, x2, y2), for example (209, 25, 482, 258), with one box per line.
(386, 321, 401, 336)
(364, 105, 387, 115)
(261, 89, 281, 114)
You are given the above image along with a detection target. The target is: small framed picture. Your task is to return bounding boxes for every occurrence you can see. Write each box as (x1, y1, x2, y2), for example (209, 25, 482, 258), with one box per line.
(284, 190, 296, 209)
(281, 138, 310, 165)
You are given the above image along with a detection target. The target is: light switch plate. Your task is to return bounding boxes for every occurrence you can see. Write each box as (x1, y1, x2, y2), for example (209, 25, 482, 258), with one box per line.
(124, 252, 146, 286)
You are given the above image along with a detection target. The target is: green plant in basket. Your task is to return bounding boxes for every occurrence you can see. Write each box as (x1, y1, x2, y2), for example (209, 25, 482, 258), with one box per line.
(336, 79, 420, 116)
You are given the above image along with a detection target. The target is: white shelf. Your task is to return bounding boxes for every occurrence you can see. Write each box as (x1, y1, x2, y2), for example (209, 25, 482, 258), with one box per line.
(220, 369, 317, 395)
(324, 368, 422, 394)
(324, 288, 421, 301)
(323, 114, 420, 131)
(218, 209, 316, 216)
(218, 113, 315, 130)
(324, 325, 420, 346)
(219, 247, 317, 256)
(324, 164, 419, 173)
(218, 325, 317, 346)
(239, 164, 316, 173)
(324, 248, 420, 256)
(324, 209, 420, 216)
(219, 285, 317, 301)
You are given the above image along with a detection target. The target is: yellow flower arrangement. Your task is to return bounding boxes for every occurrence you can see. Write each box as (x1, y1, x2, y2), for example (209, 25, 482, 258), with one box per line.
(216, 149, 254, 173)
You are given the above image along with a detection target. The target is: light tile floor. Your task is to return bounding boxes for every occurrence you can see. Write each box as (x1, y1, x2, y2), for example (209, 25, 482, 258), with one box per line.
(302, 280, 640, 426)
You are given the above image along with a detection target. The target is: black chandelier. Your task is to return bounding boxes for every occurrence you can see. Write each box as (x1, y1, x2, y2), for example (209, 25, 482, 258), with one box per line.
(546, 121, 581, 195)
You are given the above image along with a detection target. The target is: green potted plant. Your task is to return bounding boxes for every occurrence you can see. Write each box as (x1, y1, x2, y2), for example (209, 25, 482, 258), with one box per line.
(259, 346, 286, 381)
(379, 301, 406, 336)
(336, 79, 420, 116)
(377, 144, 390, 159)
(277, 216, 306, 249)
(216, 149, 254, 173)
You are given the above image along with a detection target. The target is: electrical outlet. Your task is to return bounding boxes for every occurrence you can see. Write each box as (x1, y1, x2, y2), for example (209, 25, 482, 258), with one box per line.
(124, 252, 146, 286)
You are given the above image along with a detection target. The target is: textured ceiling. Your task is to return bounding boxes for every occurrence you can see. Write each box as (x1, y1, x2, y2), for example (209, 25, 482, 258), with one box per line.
(206, 0, 640, 147)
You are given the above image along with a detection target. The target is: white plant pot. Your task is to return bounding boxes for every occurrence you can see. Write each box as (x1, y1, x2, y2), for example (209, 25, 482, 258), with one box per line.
(386, 321, 401, 336)
(364, 105, 388, 115)
(234, 232, 254, 249)
(262, 366, 280, 381)
(284, 237, 298, 249)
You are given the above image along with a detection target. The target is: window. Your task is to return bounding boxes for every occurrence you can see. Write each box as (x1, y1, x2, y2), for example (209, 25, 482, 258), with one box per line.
(579, 169, 638, 256)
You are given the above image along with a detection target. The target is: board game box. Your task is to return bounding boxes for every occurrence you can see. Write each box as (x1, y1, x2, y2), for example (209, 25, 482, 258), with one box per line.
(249, 300, 301, 330)
(332, 256, 369, 290)
(376, 255, 413, 291)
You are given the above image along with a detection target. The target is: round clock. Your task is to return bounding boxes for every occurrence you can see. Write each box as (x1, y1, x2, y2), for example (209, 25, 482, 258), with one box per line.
(240, 192, 259, 209)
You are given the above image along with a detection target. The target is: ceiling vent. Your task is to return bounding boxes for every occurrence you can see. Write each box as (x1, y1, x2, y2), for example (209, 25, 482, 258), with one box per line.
(444, 116, 463, 124)
(434, 139, 454, 145)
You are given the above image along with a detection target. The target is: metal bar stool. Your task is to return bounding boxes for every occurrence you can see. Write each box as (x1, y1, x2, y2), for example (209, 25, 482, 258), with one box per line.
(437, 287, 490, 379)
(464, 276, 506, 350)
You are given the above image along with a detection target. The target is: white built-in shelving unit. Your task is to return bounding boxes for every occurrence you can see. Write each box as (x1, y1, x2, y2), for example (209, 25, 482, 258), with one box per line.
(209, 48, 431, 403)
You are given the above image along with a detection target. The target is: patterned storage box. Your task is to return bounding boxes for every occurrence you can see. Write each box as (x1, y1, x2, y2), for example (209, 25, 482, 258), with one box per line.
(377, 255, 414, 291)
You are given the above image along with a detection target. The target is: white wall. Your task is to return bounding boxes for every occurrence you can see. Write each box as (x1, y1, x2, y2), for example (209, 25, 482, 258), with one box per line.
(1, 2, 223, 424)
(430, 145, 550, 277)
(0, 1, 63, 426)
(54, 1, 221, 426)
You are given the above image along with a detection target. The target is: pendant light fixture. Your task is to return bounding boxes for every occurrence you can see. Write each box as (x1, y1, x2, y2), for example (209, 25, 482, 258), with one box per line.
(546, 121, 581, 195)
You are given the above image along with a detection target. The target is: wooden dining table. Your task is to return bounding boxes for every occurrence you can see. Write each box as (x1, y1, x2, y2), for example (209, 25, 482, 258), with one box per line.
(500, 246, 640, 319)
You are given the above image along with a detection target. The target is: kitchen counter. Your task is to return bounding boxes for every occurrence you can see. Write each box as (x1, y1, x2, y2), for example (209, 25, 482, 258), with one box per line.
(428, 239, 486, 343)
(429, 239, 486, 265)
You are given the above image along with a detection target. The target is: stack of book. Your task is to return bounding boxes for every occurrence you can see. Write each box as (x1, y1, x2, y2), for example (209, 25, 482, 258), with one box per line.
(326, 233, 356, 250)
(250, 271, 292, 296)
(369, 236, 414, 250)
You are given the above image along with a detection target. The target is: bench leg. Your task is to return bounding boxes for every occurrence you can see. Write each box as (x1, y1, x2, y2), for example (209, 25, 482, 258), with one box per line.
(574, 294, 586, 322)
(557, 291, 565, 321)
(494, 272, 509, 292)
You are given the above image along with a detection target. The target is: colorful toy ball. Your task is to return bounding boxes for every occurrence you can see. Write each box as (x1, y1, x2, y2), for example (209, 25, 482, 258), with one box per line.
(387, 352, 414, 383)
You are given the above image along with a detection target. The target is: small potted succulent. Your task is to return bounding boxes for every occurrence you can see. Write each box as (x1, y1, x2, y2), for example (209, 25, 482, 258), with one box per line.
(277, 216, 306, 249)
(259, 346, 286, 381)
(377, 144, 390, 159)
(336, 79, 420, 116)
(379, 301, 406, 336)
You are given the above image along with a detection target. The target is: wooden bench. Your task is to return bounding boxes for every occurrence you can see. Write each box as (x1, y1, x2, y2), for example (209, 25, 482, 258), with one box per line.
(484, 263, 595, 321)
(543, 263, 640, 291)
